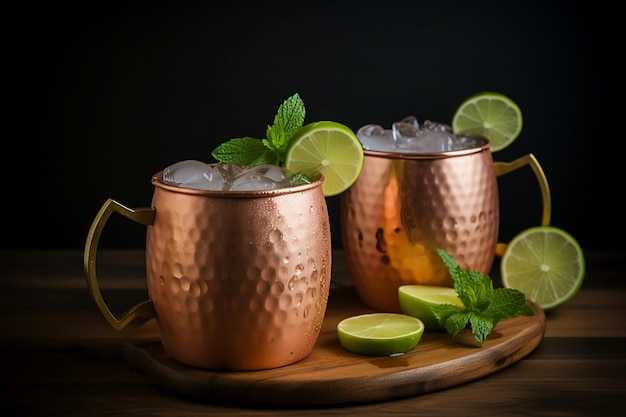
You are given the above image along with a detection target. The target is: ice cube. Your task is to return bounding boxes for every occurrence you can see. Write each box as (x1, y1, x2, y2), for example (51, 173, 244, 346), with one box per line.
(357, 124, 393, 151)
(162, 160, 212, 189)
(230, 165, 292, 191)
(163, 161, 297, 191)
(392, 118, 420, 142)
(356, 116, 482, 154)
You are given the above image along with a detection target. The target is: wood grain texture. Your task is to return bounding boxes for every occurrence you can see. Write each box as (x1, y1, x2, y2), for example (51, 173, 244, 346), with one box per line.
(124, 287, 546, 407)
(0, 249, 624, 416)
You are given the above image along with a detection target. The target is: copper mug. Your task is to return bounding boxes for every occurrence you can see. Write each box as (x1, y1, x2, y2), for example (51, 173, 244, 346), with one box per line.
(340, 137, 551, 312)
(84, 172, 332, 370)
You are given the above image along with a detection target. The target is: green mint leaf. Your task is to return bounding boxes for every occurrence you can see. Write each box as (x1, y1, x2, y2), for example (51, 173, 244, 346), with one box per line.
(431, 303, 465, 331)
(442, 311, 470, 337)
(212, 93, 306, 168)
(290, 171, 317, 185)
(519, 303, 535, 316)
(450, 266, 494, 311)
(211, 137, 280, 167)
(467, 312, 494, 345)
(262, 133, 281, 151)
(487, 287, 535, 320)
(432, 249, 535, 346)
(248, 149, 281, 167)
(437, 248, 459, 270)
(267, 93, 305, 152)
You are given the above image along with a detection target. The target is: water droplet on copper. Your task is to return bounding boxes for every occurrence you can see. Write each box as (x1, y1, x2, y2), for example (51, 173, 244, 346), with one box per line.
(288, 276, 297, 291)
(269, 228, 283, 243)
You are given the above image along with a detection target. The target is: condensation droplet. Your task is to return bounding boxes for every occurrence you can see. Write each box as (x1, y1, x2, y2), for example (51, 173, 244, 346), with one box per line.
(288, 276, 297, 291)
(269, 228, 283, 244)
(295, 264, 304, 276)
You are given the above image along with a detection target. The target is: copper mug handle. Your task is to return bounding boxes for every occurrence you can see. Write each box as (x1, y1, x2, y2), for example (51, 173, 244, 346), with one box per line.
(83, 198, 156, 330)
(493, 153, 552, 257)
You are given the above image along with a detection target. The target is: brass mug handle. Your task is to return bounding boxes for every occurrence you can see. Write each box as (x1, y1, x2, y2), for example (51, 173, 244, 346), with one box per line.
(493, 153, 552, 257)
(83, 198, 156, 330)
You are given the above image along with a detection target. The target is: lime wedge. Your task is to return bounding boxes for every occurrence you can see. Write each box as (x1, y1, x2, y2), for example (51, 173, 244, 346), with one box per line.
(500, 226, 585, 311)
(452, 92, 523, 152)
(398, 285, 464, 331)
(285, 121, 364, 197)
(337, 313, 424, 356)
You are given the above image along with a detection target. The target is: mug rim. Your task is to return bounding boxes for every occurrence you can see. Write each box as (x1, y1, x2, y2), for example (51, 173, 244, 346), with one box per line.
(362, 136, 491, 160)
(151, 171, 325, 197)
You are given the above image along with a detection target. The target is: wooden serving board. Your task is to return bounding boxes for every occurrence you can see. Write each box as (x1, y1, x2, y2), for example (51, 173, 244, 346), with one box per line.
(124, 287, 546, 407)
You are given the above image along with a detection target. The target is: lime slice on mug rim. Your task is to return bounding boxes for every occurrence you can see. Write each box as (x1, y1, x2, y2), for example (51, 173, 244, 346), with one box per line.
(452, 91, 523, 152)
(285, 121, 364, 197)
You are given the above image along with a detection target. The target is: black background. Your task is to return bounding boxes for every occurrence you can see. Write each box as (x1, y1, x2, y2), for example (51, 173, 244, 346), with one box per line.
(6, 0, 623, 251)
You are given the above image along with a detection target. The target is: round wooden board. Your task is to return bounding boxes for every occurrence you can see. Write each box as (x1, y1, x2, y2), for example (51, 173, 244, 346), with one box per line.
(124, 287, 546, 407)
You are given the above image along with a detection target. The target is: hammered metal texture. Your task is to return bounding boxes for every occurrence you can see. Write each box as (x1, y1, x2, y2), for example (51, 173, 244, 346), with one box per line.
(146, 174, 332, 371)
(340, 140, 499, 312)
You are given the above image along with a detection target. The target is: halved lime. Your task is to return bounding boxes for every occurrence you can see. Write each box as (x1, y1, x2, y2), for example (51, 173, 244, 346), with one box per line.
(501, 226, 585, 311)
(398, 285, 464, 331)
(337, 313, 425, 356)
(452, 92, 523, 152)
(284, 121, 364, 197)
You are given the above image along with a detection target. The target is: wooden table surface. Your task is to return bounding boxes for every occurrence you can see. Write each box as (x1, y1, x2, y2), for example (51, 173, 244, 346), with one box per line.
(1, 249, 624, 416)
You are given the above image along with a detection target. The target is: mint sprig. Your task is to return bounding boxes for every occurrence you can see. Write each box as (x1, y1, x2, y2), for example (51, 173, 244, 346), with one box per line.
(211, 93, 305, 167)
(431, 249, 534, 345)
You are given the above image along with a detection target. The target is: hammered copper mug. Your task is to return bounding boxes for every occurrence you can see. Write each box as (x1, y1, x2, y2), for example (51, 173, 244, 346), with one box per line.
(340, 137, 551, 312)
(84, 172, 332, 371)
